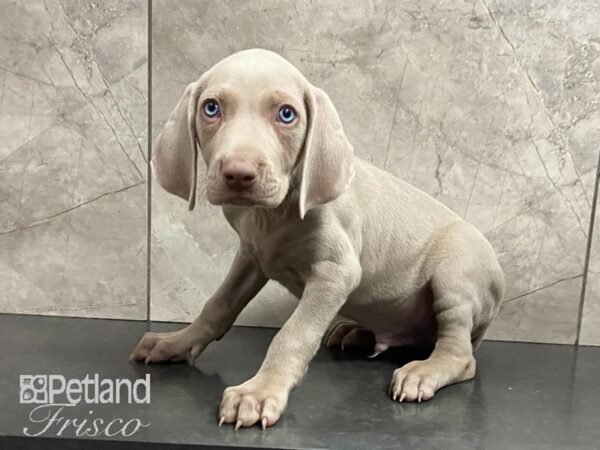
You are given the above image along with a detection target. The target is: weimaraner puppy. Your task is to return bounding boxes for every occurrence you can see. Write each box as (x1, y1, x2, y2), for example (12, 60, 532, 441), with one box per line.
(131, 49, 505, 429)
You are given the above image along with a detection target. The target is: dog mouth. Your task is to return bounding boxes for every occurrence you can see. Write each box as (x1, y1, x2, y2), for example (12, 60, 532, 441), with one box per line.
(205, 163, 290, 208)
(206, 185, 284, 208)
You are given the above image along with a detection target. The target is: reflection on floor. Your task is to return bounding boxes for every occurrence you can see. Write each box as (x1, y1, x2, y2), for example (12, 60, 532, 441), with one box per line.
(0, 314, 598, 449)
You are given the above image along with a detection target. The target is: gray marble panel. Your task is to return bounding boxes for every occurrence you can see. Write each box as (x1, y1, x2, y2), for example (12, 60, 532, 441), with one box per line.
(485, 0, 600, 345)
(487, 0, 599, 200)
(152, 0, 594, 343)
(0, 0, 147, 319)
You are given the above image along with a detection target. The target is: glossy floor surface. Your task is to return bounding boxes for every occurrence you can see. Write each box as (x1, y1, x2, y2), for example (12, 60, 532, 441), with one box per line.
(0, 315, 598, 449)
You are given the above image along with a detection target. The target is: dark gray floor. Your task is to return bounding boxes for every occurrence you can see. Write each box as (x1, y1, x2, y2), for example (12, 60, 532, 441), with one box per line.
(0, 314, 598, 450)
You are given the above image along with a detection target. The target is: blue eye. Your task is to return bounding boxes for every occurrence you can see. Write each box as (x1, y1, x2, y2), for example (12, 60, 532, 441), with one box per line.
(203, 100, 220, 118)
(278, 106, 296, 124)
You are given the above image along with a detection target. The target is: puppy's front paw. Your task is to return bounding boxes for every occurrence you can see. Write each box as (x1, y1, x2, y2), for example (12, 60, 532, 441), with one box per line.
(219, 378, 288, 429)
(129, 330, 205, 364)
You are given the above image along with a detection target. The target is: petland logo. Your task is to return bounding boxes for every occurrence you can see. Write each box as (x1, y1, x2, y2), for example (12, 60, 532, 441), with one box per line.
(19, 374, 151, 437)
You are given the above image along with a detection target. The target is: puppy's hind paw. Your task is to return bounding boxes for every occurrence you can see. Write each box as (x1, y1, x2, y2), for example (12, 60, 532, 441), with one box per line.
(389, 361, 438, 403)
(323, 321, 374, 351)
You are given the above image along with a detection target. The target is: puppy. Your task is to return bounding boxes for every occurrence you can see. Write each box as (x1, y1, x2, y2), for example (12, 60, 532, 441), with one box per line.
(131, 49, 505, 430)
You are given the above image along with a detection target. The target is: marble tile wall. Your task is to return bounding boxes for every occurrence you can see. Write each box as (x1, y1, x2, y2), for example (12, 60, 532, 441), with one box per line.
(2, 0, 598, 345)
(486, 0, 600, 345)
(151, 0, 597, 344)
(0, 0, 148, 319)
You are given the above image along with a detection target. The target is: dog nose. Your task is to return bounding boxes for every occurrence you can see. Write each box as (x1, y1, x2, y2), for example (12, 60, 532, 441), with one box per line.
(222, 158, 258, 191)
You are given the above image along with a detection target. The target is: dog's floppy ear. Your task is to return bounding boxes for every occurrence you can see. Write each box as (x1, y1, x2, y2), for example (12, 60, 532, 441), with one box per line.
(152, 82, 202, 210)
(298, 86, 354, 219)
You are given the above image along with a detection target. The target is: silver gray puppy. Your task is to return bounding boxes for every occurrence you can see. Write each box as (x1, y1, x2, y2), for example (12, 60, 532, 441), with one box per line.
(131, 49, 505, 430)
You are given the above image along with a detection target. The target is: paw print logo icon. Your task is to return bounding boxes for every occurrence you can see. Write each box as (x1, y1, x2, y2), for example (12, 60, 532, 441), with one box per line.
(20, 375, 48, 404)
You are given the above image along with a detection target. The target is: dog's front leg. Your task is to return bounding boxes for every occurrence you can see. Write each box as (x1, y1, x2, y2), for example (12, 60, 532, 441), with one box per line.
(219, 260, 360, 429)
(130, 247, 267, 364)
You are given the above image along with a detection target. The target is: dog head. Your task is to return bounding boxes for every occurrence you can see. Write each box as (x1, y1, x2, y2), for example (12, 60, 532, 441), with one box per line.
(152, 49, 354, 218)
